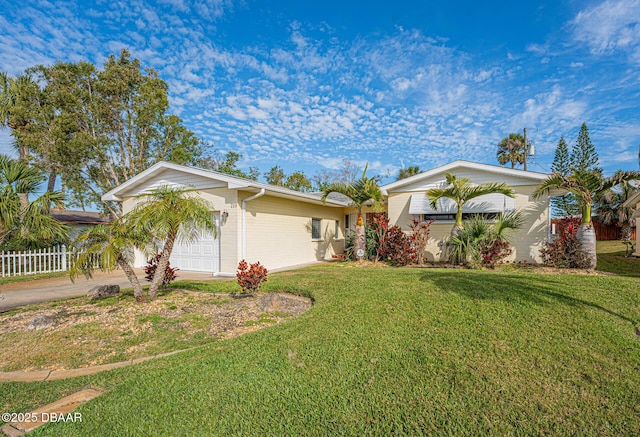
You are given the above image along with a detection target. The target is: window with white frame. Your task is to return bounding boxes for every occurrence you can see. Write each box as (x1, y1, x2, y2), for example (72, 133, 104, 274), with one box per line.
(312, 218, 322, 240)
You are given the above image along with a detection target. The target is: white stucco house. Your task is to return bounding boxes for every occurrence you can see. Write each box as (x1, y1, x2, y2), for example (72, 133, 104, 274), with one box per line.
(102, 160, 552, 276)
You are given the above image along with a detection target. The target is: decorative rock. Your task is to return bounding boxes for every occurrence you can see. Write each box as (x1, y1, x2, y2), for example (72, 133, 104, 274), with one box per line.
(28, 314, 56, 330)
(87, 285, 120, 301)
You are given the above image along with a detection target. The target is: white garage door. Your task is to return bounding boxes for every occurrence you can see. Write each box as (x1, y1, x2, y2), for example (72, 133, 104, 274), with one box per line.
(170, 213, 220, 273)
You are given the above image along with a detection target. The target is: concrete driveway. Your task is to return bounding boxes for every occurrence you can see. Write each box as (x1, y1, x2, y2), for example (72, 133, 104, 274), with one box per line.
(0, 269, 228, 313)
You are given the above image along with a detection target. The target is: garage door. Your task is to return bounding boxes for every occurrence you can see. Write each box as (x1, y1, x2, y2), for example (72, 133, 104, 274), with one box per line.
(170, 213, 220, 273)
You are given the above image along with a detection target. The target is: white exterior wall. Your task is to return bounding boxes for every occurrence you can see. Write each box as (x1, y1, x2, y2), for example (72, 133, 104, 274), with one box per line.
(387, 184, 549, 263)
(242, 192, 344, 271)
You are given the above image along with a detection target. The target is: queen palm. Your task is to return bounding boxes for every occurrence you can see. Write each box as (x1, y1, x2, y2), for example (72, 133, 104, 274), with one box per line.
(497, 133, 526, 169)
(127, 185, 216, 298)
(321, 165, 383, 261)
(534, 169, 640, 270)
(425, 172, 515, 232)
(0, 154, 67, 249)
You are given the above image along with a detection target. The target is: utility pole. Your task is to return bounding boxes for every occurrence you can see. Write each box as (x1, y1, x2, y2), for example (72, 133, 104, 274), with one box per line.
(523, 127, 528, 171)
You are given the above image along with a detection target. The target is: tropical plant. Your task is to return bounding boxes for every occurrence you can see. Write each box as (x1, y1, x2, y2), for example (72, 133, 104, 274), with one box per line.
(409, 218, 433, 264)
(425, 172, 515, 232)
(144, 252, 179, 288)
(539, 217, 590, 269)
(378, 225, 416, 266)
(0, 155, 68, 249)
(397, 166, 421, 180)
(70, 219, 150, 301)
(496, 133, 526, 169)
(534, 169, 640, 269)
(448, 211, 524, 267)
(321, 165, 383, 261)
(595, 181, 637, 241)
(127, 185, 217, 298)
(236, 259, 268, 294)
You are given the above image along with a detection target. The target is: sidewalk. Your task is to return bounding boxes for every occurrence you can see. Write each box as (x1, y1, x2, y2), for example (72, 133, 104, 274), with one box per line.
(0, 269, 225, 312)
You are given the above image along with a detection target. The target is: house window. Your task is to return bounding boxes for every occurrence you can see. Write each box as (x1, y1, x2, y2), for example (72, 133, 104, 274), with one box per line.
(335, 220, 340, 239)
(419, 212, 500, 222)
(312, 218, 322, 240)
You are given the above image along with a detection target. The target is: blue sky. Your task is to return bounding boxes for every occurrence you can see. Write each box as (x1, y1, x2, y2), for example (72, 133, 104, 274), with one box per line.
(1, 0, 639, 183)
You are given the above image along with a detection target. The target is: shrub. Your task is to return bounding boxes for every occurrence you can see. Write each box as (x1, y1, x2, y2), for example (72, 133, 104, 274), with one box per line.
(236, 260, 268, 293)
(378, 225, 416, 266)
(479, 238, 512, 268)
(540, 218, 590, 268)
(409, 218, 433, 264)
(144, 253, 179, 288)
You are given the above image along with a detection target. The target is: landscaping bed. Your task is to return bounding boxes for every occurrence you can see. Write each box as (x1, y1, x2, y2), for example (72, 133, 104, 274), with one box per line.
(0, 290, 311, 372)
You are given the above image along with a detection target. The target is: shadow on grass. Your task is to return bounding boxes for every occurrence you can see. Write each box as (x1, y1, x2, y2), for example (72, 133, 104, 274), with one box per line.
(422, 271, 639, 330)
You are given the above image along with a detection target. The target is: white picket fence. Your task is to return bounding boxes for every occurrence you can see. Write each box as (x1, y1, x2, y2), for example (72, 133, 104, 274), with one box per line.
(1, 245, 74, 278)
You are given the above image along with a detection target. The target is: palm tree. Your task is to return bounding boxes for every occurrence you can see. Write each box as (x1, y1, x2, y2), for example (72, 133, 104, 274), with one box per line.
(534, 169, 640, 270)
(321, 165, 383, 261)
(497, 133, 526, 169)
(70, 219, 150, 301)
(127, 186, 217, 298)
(425, 172, 515, 232)
(0, 154, 67, 249)
(595, 182, 637, 241)
(397, 166, 421, 180)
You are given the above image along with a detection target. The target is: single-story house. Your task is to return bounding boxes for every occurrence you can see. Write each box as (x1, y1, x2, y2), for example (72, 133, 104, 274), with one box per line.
(51, 209, 111, 239)
(102, 160, 552, 276)
(623, 190, 640, 257)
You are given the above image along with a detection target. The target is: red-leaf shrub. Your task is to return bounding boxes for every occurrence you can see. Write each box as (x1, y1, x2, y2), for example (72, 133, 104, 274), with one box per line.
(378, 226, 416, 266)
(144, 252, 179, 287)
(540, 217, 589, 268)
(479, 239, 512, 268)
(236, 260, 268, 293)
(409, 218, 433, 265)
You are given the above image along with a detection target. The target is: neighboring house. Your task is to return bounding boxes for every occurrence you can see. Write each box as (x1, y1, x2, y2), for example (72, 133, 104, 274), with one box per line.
(51, 209, 111, 239)
(103, 160, 552, 276)
(623, 190, 640, 257)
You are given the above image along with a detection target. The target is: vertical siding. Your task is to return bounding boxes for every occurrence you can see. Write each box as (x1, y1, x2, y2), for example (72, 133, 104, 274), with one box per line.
(242, 193, 344, 271)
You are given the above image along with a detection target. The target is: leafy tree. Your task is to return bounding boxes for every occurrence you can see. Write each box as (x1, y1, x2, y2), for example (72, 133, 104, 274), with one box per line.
(534, 169, 640, 269)
(3, 51, 206, 215)
(321, 165, 383, 261)
(0, 155, 68, 249)
(425, 172, 515, 231)
(496, 133, 526, 169)
(285, 171, 312, 192)
(265, 165, 286, 186)
(127, 186, 217, 298)
(570, 123, 599, 172)
(397, 166, 421, 180)
(199, 150, 258, 180)
(312, 160, 359, 191)
(0, 71, 40, 161)
(550, 137, 580, 217)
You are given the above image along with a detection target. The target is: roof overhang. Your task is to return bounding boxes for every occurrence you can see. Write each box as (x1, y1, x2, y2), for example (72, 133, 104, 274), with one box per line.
(381, 160, 549, 194)
(623, 190, 640, 208)
(102, 161, 350, 207)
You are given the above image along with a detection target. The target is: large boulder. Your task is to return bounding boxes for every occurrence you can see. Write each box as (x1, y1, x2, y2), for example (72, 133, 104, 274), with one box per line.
(87, 285, 120, 301)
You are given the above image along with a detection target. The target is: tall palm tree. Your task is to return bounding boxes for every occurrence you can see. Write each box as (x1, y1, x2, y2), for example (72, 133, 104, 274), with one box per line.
(497, 133, 526, 169)
(127, 185, 217, 298)
(397, 166, 421, 180)
(0, 154, 67, 249)
(321, 165, 383, 261)
(534, 169, 640, 270)
(71, 219, 150, 301)
(425, 172, 515, 232)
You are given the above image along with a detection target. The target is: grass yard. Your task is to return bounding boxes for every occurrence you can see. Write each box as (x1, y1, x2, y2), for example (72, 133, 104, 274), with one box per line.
(1, 249, 639, 435)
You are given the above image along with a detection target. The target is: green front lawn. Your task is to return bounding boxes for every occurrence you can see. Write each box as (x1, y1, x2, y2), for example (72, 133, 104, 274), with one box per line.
(1, 258, 639, 435)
